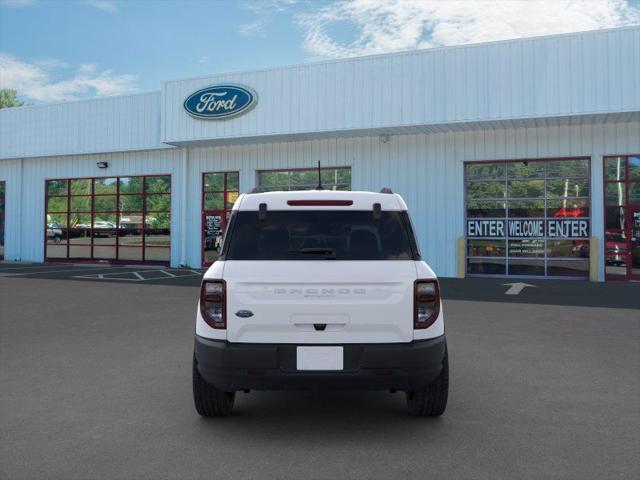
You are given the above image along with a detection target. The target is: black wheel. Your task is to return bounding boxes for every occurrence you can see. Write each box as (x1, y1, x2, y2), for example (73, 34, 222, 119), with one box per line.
(192, 355, 235, 417)
(406, 347, 449, 417)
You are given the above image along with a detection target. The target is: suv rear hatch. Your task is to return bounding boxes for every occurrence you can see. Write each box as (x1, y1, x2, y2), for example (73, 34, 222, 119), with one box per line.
(221, 209, 419, 344)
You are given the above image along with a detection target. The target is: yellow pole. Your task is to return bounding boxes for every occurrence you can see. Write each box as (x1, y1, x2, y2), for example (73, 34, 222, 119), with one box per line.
(589, 237, 598, 282)
(457, 237, 466, 278)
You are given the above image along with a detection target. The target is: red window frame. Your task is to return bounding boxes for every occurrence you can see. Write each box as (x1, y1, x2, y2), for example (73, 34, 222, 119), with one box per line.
(603, 154, 640, 281)
(44, 174, 171, 265)
(201, 171, 239, 267)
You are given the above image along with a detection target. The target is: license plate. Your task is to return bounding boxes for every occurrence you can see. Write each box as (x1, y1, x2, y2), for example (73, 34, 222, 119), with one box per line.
(296, 346, 344, 371)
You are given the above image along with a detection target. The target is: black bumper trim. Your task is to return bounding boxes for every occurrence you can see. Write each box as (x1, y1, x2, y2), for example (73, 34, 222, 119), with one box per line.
(194, 335, 446, 392)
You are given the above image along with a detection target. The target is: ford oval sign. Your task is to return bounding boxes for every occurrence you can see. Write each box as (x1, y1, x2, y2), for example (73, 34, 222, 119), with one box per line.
(183, 84, 257, 120)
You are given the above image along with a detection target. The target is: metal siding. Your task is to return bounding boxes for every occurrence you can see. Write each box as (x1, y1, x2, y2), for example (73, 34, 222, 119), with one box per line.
(0, 149, 183, 265)
(162, 27, 640, 145)
(0, 159, 22, 261)
(2, 28, 638, 161)
(178, 120, 639, 278)
(0, 92, 168, 160)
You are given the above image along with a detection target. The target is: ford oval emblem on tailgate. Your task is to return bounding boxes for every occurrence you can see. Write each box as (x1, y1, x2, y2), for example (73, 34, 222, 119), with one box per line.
(235, 310, 254, 318)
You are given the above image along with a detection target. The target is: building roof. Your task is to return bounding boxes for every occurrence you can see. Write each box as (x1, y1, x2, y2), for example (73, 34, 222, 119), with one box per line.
(2, 26, 639, 161)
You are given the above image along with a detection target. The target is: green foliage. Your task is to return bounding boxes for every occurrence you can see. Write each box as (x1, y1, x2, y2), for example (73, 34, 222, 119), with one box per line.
(258, 168, 351, 191)
(0, 89, 24, 109)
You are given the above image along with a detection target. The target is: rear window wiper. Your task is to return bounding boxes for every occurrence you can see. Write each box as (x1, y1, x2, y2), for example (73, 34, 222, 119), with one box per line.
(288, 248, 337, 259)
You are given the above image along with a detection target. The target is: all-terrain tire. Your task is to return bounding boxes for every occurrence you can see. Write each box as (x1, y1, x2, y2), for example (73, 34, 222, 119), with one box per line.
(192, 355, 235, 417)
(405, 347, 449, 417)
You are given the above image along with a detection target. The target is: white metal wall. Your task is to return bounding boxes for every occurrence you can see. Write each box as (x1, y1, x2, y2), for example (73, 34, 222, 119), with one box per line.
(1, 120, 638, 279)
(0, 92, 169, 160)
(183, 120, 640, 279)
(162, 27, 640, 144)
(2, 27, 637, 162)
(0, 149, 183, 265)
(0, 159, 22, 261)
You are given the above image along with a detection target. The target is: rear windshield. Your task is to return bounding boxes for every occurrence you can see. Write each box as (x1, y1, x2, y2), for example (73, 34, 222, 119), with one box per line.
(224, 210, 418, 260)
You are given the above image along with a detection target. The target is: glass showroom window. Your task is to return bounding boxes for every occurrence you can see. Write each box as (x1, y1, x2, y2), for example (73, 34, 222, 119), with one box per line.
(603, 155, 640, 280)
(0, 181, 5, 260)
(465, 158, 591, 278)
(257, 167, 351, 192)
(202, 171, 239, 266)
(45, 175, 171, 264)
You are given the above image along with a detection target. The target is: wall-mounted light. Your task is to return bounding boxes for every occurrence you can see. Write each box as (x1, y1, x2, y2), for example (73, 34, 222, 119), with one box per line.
(96, 161, 108, 169)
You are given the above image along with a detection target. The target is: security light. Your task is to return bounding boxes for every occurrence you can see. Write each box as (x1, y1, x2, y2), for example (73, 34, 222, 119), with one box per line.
(96, 162, 108, 169)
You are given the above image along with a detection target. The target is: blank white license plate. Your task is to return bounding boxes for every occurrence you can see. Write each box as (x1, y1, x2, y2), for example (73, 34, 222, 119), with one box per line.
(296, 346, 344, 371)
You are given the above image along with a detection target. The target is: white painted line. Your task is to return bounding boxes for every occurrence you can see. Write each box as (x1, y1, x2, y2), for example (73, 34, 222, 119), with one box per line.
(160, 270, 177, 277)
(72, 272, 202, 282)
(502, 282, 536, 295)
(131, 272, 202, 282)
(133, 272, 145, 280)
(73, 273, 140, 281)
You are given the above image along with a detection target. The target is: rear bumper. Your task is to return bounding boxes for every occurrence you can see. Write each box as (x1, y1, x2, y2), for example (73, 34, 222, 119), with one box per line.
(194, 335, 447, 392)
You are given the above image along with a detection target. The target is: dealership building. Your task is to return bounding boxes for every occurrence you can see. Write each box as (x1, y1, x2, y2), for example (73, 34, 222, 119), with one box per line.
(1, 26, 639, 281)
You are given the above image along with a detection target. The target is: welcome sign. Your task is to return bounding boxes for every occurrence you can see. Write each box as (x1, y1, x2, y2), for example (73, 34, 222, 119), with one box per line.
(467, 219, 590, 238)
(184, 84, 257, 119)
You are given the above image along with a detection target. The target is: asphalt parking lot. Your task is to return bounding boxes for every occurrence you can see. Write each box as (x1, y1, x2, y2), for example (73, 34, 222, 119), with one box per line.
(1, 264, 639, 480)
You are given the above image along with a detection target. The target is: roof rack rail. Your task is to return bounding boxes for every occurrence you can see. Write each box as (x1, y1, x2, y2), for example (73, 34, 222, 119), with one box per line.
(380, 187, 393, 194)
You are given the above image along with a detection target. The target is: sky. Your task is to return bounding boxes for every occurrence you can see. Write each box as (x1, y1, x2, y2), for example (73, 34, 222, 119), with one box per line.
(1, 0, 639, 104)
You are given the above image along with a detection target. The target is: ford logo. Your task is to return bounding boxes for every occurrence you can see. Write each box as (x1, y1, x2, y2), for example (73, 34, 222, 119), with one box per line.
(235, 310, 254, 318)
(183, 84, 257, 120)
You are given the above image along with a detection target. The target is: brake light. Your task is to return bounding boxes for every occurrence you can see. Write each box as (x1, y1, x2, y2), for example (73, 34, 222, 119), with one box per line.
(200, 280, 226, 329)
(414, 280, 440, 329)
(286, 200, 353, 206)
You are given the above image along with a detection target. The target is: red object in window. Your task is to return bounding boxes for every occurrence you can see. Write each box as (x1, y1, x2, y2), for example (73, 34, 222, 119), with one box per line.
(287, 200, 353, 206)
(553, 207, 585, 217)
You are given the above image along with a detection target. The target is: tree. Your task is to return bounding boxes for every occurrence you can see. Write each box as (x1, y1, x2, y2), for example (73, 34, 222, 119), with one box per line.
(0, 89, 24, 109)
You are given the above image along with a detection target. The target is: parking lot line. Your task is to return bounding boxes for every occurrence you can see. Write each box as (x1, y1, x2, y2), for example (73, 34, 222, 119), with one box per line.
(71, 269, 203, 282)
(0, 268, 123, 277)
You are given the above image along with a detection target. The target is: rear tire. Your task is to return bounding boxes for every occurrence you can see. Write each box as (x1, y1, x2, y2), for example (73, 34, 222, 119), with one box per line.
(192, 355, 235, 417)
(406, 348, 449, 417)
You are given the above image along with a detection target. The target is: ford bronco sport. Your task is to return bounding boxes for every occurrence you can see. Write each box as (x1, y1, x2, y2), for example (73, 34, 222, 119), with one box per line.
(193, 189, 448, 416)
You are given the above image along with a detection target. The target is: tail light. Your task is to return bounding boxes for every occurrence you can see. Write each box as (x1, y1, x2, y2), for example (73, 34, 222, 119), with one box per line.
(414, 279, 440, 329)
(200, 280, 226, 329)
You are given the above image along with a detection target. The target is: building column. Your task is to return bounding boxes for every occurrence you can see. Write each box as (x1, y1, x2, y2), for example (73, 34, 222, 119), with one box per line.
(180, 148, 189, 267)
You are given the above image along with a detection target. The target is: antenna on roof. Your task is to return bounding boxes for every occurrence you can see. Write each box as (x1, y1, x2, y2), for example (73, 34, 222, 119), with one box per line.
(316, 161, 324, 190)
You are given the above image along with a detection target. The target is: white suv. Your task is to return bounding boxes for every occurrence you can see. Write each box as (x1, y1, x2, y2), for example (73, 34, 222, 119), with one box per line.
(193, 189, 448, 417)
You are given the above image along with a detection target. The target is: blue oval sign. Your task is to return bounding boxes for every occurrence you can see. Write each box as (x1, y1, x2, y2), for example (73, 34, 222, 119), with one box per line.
(183, 84, 257, 120)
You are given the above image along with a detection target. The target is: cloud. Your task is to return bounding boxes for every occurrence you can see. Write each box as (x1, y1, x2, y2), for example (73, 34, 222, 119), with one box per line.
(242, 0, 298, 15)
(0, 53, 138, 103)
(238, 19, 266, 36)
(34, 58, 69, 69)
(297, 0, 640, 58)
(238, 0, 299, 36)
(83, 0, 118, 12)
